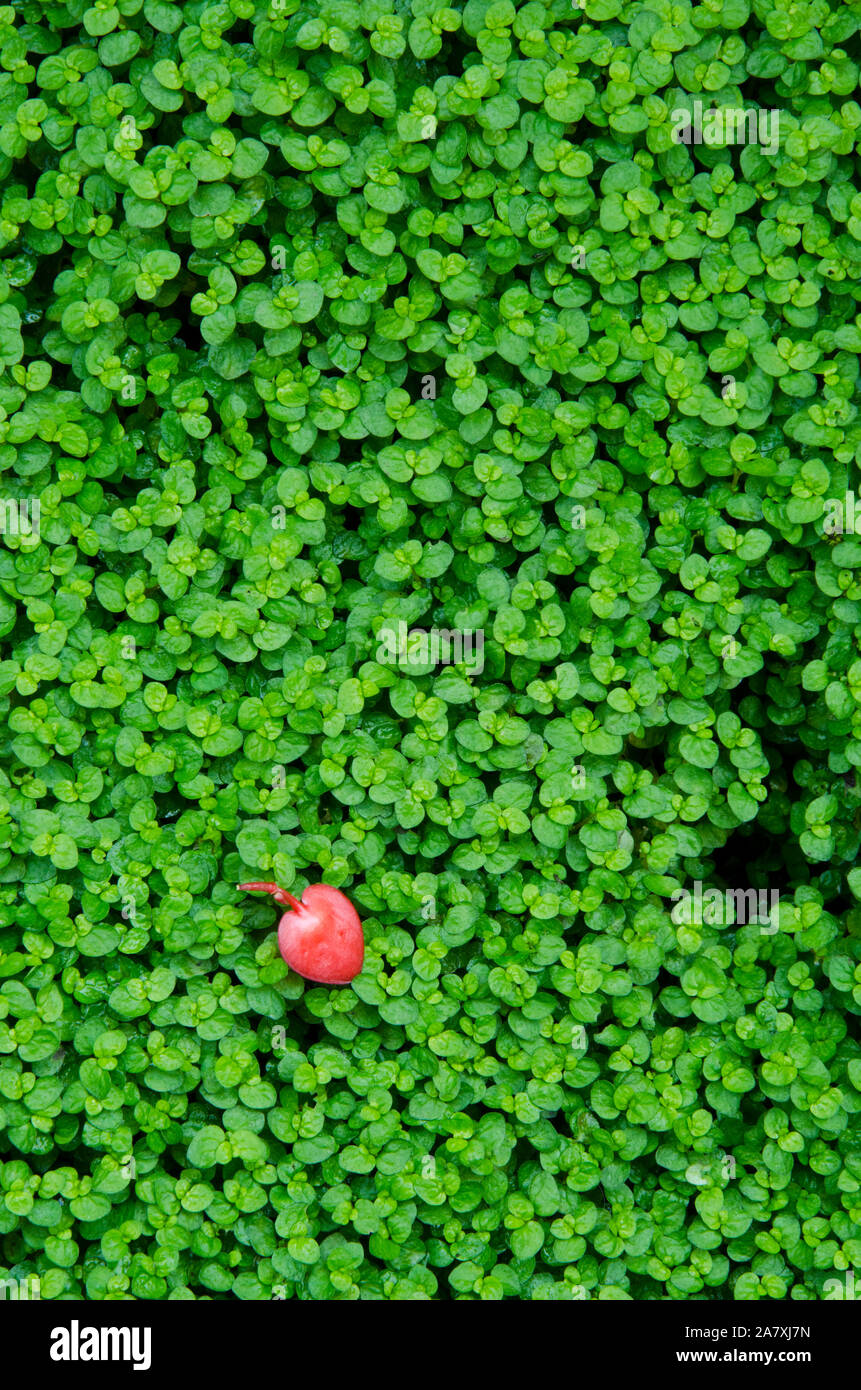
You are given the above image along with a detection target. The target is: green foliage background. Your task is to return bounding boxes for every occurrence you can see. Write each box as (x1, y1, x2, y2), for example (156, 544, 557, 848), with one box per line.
(1, 0, 861, 1301)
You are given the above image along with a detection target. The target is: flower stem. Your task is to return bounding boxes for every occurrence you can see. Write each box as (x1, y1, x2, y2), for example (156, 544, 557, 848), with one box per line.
(238, 882, 303, 911)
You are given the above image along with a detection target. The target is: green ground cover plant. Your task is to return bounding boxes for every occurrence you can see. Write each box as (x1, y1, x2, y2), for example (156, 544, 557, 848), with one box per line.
(1, 0, 861, 1301)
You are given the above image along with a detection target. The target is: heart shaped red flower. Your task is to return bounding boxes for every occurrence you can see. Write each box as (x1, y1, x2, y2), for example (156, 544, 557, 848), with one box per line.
(238, 882, 364, 985)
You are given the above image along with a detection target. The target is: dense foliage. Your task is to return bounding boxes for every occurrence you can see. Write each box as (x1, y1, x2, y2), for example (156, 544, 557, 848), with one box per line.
(1, 0, 861, 1302)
